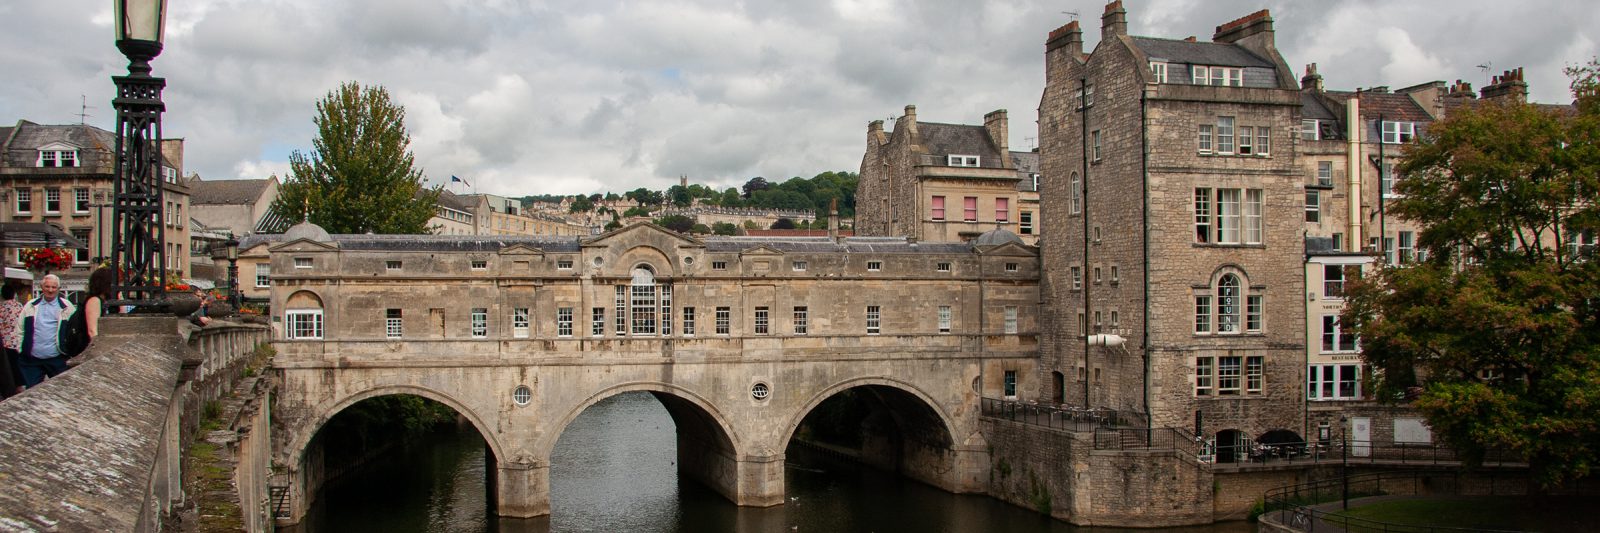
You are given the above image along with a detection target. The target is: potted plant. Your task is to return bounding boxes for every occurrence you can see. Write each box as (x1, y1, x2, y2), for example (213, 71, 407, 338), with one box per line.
(20, 247, 73, 276)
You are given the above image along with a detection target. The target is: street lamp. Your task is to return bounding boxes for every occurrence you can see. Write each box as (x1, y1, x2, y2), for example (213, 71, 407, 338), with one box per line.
(218, 238, 240, 309)
(109, 0, 169, 308)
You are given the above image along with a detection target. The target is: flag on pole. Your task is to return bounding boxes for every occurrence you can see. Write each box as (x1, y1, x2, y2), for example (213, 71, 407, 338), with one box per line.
(451, 175, 471, 187)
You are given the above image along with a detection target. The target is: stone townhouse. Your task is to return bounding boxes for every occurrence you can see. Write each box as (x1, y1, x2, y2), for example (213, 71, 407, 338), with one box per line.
(1011, 150, 1042, 245)
(0, 120, 191, 285)
(1038, 3, 1308, 459)
(856, 106, 1022, 242)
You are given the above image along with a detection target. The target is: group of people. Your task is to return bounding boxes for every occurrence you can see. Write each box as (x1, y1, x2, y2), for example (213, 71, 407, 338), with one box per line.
(0, 268, 116, 398)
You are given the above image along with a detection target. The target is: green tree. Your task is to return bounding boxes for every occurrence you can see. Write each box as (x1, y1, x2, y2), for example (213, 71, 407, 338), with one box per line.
(712, 222, 738, 235)
(1344, 65, 1600, 488)
(269, 82, 440, 234)
(569, 195, 594, 213)
(667, 185, 693, 208)
(770, 217, 797, 230)
(719, 188, 743, 207)
(691, 223, 711, 234)
(655, 214, 695, 233)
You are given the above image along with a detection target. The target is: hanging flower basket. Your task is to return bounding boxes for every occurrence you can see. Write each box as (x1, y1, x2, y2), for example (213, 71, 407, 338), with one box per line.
(20, 248, 73, 273)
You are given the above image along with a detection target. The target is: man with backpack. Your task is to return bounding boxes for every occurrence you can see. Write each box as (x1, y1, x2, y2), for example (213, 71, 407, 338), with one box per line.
(14, 274, 76, 387)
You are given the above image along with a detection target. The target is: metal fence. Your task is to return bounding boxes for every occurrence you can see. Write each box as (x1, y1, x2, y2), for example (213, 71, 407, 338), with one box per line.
(1206, 438, 1529, 470)
(1092, 427, 1203, 455)
(1262, 470, 1548, 533)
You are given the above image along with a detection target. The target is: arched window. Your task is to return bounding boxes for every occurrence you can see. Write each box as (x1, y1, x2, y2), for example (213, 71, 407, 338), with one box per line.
(1216, 274, 1240, 333)
(620, 264, 672, 336)
(284, 290, 324, 340)
(1070, 171, 1082, 214)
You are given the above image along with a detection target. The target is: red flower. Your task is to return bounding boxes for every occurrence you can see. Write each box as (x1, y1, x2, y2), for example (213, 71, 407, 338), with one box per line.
(20, 248, 73, 272)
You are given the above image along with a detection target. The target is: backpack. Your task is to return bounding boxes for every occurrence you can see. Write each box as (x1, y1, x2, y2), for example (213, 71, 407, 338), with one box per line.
(58, 302, 91, 357)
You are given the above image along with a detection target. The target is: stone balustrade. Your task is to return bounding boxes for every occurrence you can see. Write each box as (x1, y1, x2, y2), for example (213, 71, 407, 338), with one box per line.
(0, 315, 269, 532)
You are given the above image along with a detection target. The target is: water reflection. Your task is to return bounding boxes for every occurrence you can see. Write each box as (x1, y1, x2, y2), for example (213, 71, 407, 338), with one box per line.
(302, 392, 1252, 533)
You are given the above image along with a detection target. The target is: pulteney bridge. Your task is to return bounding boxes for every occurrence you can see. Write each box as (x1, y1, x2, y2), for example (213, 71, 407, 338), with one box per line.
(265, 222, 1042, 523)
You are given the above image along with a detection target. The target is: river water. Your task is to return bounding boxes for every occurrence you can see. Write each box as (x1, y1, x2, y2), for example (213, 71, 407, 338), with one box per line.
(299, 392, 1251, 533)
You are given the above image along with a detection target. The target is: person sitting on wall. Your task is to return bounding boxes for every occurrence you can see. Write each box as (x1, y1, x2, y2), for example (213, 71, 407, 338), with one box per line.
(188, 288, 213, 327)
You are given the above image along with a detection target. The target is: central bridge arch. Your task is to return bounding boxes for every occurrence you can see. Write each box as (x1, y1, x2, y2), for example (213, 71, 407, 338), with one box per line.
(781, 376, 979, 493)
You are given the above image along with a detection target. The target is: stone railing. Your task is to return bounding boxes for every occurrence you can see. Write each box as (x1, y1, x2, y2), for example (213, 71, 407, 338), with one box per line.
(0, 315, 269, 532)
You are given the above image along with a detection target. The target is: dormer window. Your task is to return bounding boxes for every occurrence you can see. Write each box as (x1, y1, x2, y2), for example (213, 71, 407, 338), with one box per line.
(1382, 121, 1416, 144)
(1192, 66, 1243, 87)
(37, 149, 78, 168)
(948, 155, 980, 167)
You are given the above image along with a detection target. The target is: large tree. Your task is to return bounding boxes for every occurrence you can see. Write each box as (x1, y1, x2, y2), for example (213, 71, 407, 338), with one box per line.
(1344, 64, 1600, 488)
(270, 82, 440, 234)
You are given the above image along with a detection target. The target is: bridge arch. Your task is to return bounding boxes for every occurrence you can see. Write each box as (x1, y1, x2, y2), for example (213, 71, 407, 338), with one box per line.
(780, 376, 961, 450)
(285, 383, 506, 471)
(539, 381, 743, 459)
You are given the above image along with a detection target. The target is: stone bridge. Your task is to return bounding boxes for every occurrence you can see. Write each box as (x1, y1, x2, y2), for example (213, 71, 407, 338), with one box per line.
(267, 222, 1043, 522)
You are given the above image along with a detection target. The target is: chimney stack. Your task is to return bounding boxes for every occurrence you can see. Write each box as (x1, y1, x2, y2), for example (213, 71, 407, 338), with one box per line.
(1046, 20, 1083, 57)
(1101, 1, 1127, 41)
(1213, 9, 1273, 44)
(1302, 63, 1324, 92)
(984, 109, 1009, 161)
(828, 198, 841, 242)
(1480, 67, 1528, 103)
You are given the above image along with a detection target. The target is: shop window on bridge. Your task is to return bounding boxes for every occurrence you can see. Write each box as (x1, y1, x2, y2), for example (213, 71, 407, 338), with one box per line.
(286, 310, 323, 339)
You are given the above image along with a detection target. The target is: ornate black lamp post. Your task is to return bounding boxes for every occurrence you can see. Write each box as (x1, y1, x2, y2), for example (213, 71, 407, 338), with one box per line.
(110, 0, 169, 307)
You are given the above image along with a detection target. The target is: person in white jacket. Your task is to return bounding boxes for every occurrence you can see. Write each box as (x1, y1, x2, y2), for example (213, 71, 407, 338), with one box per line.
(14, 274, 75, 387)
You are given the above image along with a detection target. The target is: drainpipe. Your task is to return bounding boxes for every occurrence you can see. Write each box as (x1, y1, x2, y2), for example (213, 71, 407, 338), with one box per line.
(1345, 97, 1362, 249)
(1080, 77, 1091, 409)
(1141, 87, 1152, 434)
(1377, 113, 1387, 264)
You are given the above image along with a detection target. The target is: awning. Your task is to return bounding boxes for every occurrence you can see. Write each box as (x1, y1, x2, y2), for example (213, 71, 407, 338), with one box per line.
(0, 222, 88, 249)
(4, 267, 31, 281)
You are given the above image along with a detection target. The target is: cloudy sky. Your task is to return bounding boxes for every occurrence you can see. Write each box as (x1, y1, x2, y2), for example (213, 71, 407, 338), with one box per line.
(3, 0, 1596, 197)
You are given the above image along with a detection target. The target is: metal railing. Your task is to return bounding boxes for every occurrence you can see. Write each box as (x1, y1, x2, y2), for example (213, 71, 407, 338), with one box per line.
(1207, 438, 1528, 469)
(1093, 427, 1202, 455)
(979, 397, 1123, 431)
(1261, 470, 1557, 533)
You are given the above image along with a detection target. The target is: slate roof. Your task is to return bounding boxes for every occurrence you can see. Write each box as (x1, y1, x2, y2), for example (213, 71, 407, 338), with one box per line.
(918, 122, 1001, 160)
(190, 178, 274, 205)
(1130, 37, 1274, 69)
(1301, 93, 1340, 121)
(435, 189, 476, 211)
(241, 230, 1006, 255)
(1355, 92, 1433, 122)
(1, 121, 117, 169)
(1011, 151, 1039, 192)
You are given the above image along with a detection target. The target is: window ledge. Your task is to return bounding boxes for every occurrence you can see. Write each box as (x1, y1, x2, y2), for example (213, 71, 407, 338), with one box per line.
(1191, 243, 1267, 249)
(1306, 183, 1335, 191)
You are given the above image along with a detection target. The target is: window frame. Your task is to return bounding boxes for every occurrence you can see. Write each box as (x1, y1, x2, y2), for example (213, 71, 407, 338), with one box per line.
(1149, 61, 1168, 83)
(937, 305, 952, 334)
(73, 188, 90, 213)
(385, 309, 403, 339)
(557, 307, 573, 337)
(1216, 117, 1235, 154)
(1382, 121, 1416, 144)
(682, 307, 696, 336)
(715, 306, 731, 335)
(592, 307, 606, 336)
(995, 197, 1010, 223)
(947, 154, 981, 167)
(754, 306, 770, 335)
(513, 308, 530, 338)
(866, 305, 881, 335)
(963, 196, 978, 222)
(1069, 172, 1082, 214)
(285, 310, 325, 340)
(793, 306, 808, 335)
(1004, 306, 1018, 334)
(471, 308, 489, 338)
(14, 188, 31, 214)
(931, 195, 945, 221)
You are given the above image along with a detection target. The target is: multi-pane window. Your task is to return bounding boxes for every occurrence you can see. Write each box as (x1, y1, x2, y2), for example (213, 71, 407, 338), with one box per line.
(385, 309, 403, 339)
(1238, 126, 1254, 155)
(1194, 295, 1212, 333)
(71, 229, 90, 263)
(631, 282, 658, 335)
(792, 261, 807, 271)
(1380, 162, 1400, 197)
(867, 261, 882, 271)
(715, 307, 731, 335)
(286, 310, 324, 340)
(948, 154, 980, 167)
(712, 261, 728, 270)
(1317, 161, 1334, 186)
(1020, 211, 1033, 235)
(73, 188, 90, 213)
(1006, 262, 1019, 272)
(1308, 364, 1361, 400)
(1071, 266, 1082, 290)
(1004, 306, 1018, 334)
(1149, 61, 1168, 83)
(1568, 230, 1597, 260)
(660, 285, 672, 335)
(1070, 172, 1082, 214)
(1246, 295, 1263, 332)
(1217, 356, 1242, 395)
(385, 260, 402, 270)
(1321, 315, 1359, 352)
(592, 307, 606, 336)
(1216, 117, 1235, 154)
(963, 196, 978, 222)
(937, 306, 951, 333)
(14, 189, 30, 213)
(557, 259, 574, 269)
(471, 308, 488, 337)
(1198, 125, 1214, 153)
(1195, 357, 1214, 396)
(1398, 231, 1415, 264)
(1381, 121, 1416, 144)
(44, 188, 60, 214)
(615, 285, 627, 334)
(793, 306, 808, 335)
(1194, 188, 1263, 245)
(1091, 130, 1102, 161)
(1192, 66, 1242, 86)
(471, 260, 488, 270)
(557, 307, 573, 337)
(866, 305, 881, 334)
(931, 196, 945, 220)
(294, 257, 313, 268)
(513, 308, 530, 338)
(936, 262, 951, 272)
(682, 307, 696, 336)
(1256, 127, 1270, 155)
(754, 307, 770, 335)
(1324, 264, 1358, 298)
(1245, 356, 1264, 393)
(1305, 190, 1320, 222)
(995, 198, 1009, 222)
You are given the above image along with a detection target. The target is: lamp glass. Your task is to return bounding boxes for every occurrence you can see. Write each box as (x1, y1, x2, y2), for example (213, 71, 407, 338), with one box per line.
(226, 239, 239, 261)
(115, 0, 167, 44)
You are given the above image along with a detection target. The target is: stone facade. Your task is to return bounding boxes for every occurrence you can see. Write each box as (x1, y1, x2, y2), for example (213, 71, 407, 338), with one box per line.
(268, 221, 1039, 522)
(856, 105, 1023, 242)
(1038, 5, 1308, 449)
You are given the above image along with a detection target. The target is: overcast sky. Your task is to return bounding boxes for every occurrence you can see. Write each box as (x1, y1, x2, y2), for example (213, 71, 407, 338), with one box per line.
(3, 0, 1596, 197)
